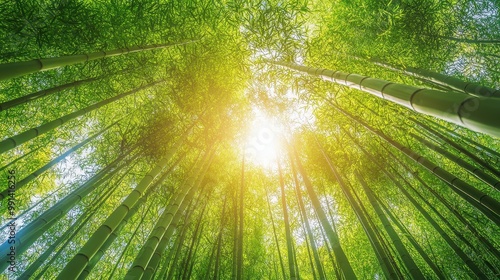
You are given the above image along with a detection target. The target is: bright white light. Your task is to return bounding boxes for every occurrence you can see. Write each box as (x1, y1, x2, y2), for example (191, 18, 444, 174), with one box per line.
(244, 108, 283, 169)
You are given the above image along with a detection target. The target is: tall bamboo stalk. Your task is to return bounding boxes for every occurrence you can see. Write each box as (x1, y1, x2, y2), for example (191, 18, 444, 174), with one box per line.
(0, 41, 196, 81)
(264, 185, 287, 279)
(290, 159, 326, 280)
(278, 160, 298, 280)
(269, 60, 500, 137)
(412, 118, 500, 179)
(355, 172, 428, 279)
(369, 59, 500, 98)
(236, 157, 245, 280)
(0, 147, 135, 272)
(289, 142, 357, 279)
(411, 132, 500, 191)
(123, 147, 214, 279)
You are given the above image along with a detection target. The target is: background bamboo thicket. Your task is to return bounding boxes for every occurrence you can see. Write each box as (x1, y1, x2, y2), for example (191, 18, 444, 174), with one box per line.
(0, 0, 499, 279)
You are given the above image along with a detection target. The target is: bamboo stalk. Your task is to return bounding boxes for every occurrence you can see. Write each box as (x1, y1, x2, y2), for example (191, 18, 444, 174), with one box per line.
(268, 61, 500, 137)
(55, 127, 191, 279)
(0, 40, 197, 81)
(123, 148, 214, 279)
(411, 133, 500, 191)
(289, 142, 357, 279)
(278, 160, 298, 280)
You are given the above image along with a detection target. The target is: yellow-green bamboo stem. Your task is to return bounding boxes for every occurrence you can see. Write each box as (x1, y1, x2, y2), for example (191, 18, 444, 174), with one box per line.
(278, 160, 298, 280)
(369, 60, 500, 98)
(0, 41, 196, 81)
(0, 148, 135, 272)
(269, 61, 500, 137)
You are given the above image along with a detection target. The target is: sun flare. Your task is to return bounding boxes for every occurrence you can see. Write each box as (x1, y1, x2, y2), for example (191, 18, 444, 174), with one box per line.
(243, 109, 284, 169)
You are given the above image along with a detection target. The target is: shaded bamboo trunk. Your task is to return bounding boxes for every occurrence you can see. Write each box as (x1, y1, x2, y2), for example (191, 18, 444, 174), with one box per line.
(269, 60, 500, 137)
(382, 146, 500, 262)
(145, 185, 211, 280)
(0, 40, 196, 81)
(278, 161, 298, 280)
(412, 118, 500, 179)
(384, 171, 488, 278)
(0, 145, 42, 172)
(355, 172, 427, 279)
(289, 142, 357, 279)
(235, 157, 245, 280)
(0, 66, 142, 111)
(78, 157, 182, 279)
(21, 166, 129, 279)
(370, 59, 500, 98)
(0, 80, 165, 155)
(375, 195, 446, 280)
(348, 131, 489, 278)
(155, 209, 193, 280)
(213, 198, 227, 280)
(313, 135, 402, 279)
(424, 117, 500, 162)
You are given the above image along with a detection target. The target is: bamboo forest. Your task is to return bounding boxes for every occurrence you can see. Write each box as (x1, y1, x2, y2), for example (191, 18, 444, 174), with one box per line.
(1, 0, 500, 279)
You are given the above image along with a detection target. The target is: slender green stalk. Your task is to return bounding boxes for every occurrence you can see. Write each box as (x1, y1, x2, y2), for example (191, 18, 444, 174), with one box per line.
(277, 160, 298, 280)
(369, 59, 500, 98)
(355, 171, 426, 280)
(0, 148, 134, 272)
(411, 132, 500, 191)
(412, 118, 500, 179)
(123, 148, 214, 279)
(290, 161, 326, 280)
(264, 185, 287, 279)
(236, 157, 245, 280)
